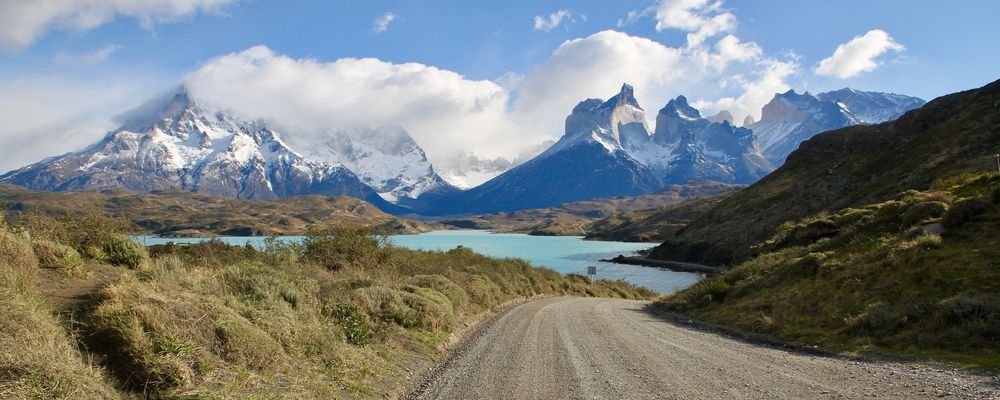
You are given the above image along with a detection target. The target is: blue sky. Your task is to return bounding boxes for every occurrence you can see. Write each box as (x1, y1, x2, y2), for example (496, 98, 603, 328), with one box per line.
(1, 0, 998, 172)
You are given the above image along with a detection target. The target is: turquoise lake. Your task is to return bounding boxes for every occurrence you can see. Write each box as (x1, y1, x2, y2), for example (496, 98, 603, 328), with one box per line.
(136, 230, 702, 294)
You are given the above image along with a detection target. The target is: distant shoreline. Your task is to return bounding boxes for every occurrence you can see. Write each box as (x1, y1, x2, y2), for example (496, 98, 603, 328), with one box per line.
(602, 255, 724, 275)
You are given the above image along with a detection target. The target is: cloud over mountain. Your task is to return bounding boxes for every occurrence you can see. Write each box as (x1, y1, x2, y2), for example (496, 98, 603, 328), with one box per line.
(816, 29, 904, 78)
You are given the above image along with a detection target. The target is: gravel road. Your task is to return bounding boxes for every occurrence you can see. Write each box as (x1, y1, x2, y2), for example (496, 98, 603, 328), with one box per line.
(409, 297, 999, 399)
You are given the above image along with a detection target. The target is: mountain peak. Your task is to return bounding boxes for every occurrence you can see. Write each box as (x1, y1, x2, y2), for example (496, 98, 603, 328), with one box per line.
(600, 83, 642, 110)
(659, 95, 701, 121)
(707, 110, 735, 125)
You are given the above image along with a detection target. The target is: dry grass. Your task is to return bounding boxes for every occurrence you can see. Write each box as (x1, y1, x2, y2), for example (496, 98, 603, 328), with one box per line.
(0, 226, 119, 399)
(658, 173, 1000, 369)
(0, 210, 656, 398)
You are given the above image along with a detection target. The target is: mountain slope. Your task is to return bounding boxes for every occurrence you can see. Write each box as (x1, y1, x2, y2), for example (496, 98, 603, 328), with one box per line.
(750, 89, 924, 165)
(0, 183, 438, 236)
(0, 89, 405, 212)
(659, 173, 1000, 369)
(652, 96, 771, 184)
(421, 84, 769, 215)
(297, 125, 458, 202)
(650, 78, 1000, 265)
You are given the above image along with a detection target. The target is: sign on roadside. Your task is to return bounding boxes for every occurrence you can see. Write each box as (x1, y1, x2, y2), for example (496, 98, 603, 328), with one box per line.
(587, 266, 597, 275)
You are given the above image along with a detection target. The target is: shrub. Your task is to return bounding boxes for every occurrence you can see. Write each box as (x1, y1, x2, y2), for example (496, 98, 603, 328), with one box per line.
(942, 197, 990, 228)
(873, 200, 909, 224)
(102, 235, 148, 269)
(991, 184, 1000, 204)
(400, 289, 454, 331)
(831, 208, 873, 226)
(354, 286, 417, 327)
(15, 211, 133, 252)
(0, 228, 37, 291)
(465, 275, 502, 308)
(32, 239, 83, 271)
(326, 303, 371, 346)
(410, 274, 469, 308)
(913, 234, 943, 250)
(302, 224, 390, 271)
(212, 316, 286, 370)
(900, 201, 949, 226)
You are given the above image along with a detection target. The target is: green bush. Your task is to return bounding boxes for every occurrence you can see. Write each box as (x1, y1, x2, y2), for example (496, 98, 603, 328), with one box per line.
(900, 201, 949, 226)
(102, 235, 149, 269)
(32, 239, 83, 271)
(942, 197, 989, 228)
(354, 286, 417, 328)
(400, 289, 454, 331)
(15, 211, 133, 253)
(991, 184, 1000, 204)
(831, 208, 873, 226)
(302, 224, 390, 271)
(326, 303, 371, 346)
(913, 234, 943, 249)
(411, 274, 469, 308)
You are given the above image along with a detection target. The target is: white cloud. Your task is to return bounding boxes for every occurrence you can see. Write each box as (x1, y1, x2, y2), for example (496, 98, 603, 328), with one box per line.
(0, 75, 165, 173)
(0, 0, 236, 51)
(55, 43, 123, 64)
(694, 58, 798, 122)
(183, 46, 518, 165)
(617, 9, 650, 27)
(533, 10, 572, 32)
(2, 25, 792, 173)
(654, 0, 736, 47)
(373, 12, 396, 33)
(815, 29, 904, 79)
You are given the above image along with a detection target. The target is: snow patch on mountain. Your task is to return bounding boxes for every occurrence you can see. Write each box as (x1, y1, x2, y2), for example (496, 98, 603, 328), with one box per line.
(751, 88, 925, 164)
(297, 125, 453, 201)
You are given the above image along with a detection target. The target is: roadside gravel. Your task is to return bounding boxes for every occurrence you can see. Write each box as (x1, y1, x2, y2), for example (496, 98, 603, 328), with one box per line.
(408, 297, 1000, 399)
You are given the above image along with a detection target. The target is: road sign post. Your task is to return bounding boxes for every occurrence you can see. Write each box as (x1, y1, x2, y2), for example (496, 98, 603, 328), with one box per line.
(587, 266, 597, 285)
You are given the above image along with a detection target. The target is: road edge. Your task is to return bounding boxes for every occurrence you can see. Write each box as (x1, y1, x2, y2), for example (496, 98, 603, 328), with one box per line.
(401, 295, 542, 399)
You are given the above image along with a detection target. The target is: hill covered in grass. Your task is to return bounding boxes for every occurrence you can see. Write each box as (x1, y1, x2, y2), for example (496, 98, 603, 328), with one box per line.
(650, 78, 1000, 266)
(0, 184, 439, 237)
(0, 214, 652, 398)
(442, 181, 741, 237)
(658, 174, 1000, 368)
(584, 190, 736, 242)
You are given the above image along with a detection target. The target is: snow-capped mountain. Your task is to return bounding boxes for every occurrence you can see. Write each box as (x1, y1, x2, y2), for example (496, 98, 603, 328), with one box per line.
(434, 152, 514, 190)
(750, 89, 924, 164)
(652, 96, 771, 184)
(299, 125, 457, 202)
(421, 84, 770, 215)
(0, 88, 404, 211)
(816, 88, 926, 124)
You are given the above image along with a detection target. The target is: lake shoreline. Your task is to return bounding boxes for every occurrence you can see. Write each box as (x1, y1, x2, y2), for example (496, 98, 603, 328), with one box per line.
(137, 230, 702, 294)
(602, 255, 724, 275)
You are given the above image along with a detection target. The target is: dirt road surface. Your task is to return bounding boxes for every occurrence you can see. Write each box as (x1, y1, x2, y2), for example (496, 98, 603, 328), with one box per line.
(409, 297, 999, 399)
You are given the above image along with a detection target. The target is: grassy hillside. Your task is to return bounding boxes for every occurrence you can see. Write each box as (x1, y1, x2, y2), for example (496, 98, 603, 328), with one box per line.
(650, 79, 1000, 265)
(584, 191, 735, 242)
(0, 213, 652, 398)
(658, 173, 1000, 368)
(442, 181, 741, 236)
(0, 184, 439, 237)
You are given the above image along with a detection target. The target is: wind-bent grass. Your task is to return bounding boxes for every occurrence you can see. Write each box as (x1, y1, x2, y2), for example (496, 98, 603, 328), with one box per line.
(0, 225, 120, 399)
(658, 173, 1000, 369)
(0, 216, 655, 398)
